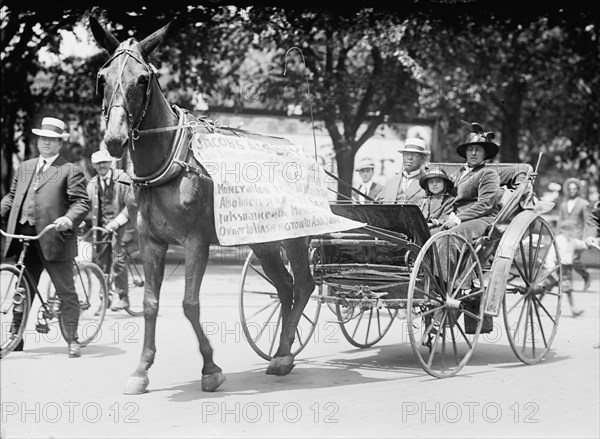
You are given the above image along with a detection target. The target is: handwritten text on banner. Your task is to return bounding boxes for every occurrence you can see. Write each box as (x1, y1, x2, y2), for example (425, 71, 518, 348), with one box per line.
(190, 132, 365, 245)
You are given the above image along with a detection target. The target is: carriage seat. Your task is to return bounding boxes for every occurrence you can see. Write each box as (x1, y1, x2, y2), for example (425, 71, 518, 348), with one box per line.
(428, 162, 532, 189)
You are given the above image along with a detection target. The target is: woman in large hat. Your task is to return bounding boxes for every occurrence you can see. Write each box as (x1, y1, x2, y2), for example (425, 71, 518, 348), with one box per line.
(440, 122, 502, 333)
(442, 122, 501, 237)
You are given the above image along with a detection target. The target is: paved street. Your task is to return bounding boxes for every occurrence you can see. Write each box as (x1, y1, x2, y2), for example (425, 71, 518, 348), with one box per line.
(1, 263, 599, 438)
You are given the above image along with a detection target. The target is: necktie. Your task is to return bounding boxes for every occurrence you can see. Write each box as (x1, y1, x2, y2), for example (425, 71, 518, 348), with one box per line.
(36, 160, 47, 183)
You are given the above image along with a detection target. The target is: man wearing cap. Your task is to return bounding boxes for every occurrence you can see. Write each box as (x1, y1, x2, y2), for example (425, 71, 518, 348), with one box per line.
(352, 158, 383, 204)
(86, 149, 137, 311)
(1, 116, 91, 357)
(377, 138, 430, 204)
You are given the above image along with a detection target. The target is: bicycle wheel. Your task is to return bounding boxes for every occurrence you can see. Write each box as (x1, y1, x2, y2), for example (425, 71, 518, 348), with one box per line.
(123, 251, 144, 316)
(58, 261, 108, 347)
(1, 264, 32, 358)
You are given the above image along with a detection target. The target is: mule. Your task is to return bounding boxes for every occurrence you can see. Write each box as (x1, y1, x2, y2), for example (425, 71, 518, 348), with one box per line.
(90, 17, 316, 394)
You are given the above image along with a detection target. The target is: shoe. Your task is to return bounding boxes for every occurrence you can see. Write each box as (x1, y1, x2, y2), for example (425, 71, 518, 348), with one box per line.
(572, 309, 584, 318)
(582, 276, 591, 292)
(110, 297, 130, 311)
(68, 342, 81, 358)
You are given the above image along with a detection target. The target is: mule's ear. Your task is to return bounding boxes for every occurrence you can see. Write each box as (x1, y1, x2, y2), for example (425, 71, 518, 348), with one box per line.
(89, 16, 120, 53)
(139, 21, 171, 58)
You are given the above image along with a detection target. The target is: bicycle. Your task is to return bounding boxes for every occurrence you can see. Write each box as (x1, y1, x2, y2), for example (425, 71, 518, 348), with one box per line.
(1, 224, 108, 358)
(77, 226, 144, 316)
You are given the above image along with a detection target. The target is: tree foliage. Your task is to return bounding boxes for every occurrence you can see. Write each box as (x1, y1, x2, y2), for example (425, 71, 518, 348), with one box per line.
(1, 1, 598, 200)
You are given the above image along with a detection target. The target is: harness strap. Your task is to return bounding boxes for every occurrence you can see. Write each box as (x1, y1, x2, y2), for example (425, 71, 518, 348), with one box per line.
(130, 105, 189, 187)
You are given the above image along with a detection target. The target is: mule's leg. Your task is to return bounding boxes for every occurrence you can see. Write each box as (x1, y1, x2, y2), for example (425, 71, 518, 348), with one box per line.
(269, 238, 316, 376)
(249, 242, 294, 366)
(124, 239, 167, 395)
(182, 239, 225, 392)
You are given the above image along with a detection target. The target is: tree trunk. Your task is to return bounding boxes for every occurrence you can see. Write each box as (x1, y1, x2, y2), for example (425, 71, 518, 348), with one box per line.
(499, 82, 524, 163)
(333, 139, 355, 201)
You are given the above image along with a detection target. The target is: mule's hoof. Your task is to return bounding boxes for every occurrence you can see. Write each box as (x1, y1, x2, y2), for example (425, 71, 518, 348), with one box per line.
(266, 355, 295, 376)
(201, 371, 226, 392)
(123, 374, 149, 395)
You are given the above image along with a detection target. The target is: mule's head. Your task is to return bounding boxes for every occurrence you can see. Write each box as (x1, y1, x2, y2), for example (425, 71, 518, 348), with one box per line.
(90, 17, 170, 159)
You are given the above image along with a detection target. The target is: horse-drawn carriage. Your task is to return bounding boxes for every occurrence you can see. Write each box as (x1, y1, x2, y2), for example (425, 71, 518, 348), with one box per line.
(89, 18, 563, 393)
(239, 162, 563, 378)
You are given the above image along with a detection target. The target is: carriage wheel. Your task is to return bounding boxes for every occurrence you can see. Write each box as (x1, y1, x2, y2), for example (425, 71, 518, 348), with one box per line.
(239, 249, 322, 361)
(57, 262, 108, 347)
(503, 216, 562, 364)
(0, 264, 32, 358)
(335, 304, 397, 348)
(407, 231, 486, 378)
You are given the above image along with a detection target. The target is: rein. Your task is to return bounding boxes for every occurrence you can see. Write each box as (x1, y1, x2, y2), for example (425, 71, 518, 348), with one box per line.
(98, 45, 153, 147)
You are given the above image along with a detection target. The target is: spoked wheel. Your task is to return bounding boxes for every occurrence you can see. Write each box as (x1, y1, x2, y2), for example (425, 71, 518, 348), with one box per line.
(335, 303, 398, 348)
(0, 264, 32, 358)
(123, 251, 144, 317)
(407, 231, 486, 378)
(239, 249, 322, 361)
(503, 216, 562, 364)
(56, 261, 108, 347)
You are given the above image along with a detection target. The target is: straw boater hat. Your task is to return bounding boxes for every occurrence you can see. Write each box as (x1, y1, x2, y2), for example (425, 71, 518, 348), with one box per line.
(456, 121, 499, 160)
(397, 137, 431, 155)
(31, 117, 69, 139)
(419, 168, 455, 193)
(355, 157, 375, 171)
(91, 149, 116, 164)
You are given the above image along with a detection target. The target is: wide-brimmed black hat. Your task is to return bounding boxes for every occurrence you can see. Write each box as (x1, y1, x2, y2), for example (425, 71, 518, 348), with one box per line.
(456, 122, 499, 159)
(419, 168, 454, 192)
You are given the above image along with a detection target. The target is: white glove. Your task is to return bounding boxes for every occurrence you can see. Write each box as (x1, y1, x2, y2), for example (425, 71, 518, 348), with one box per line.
(585, 236, 600, 249)
(442, 212, 461, 230)
(105, 220, 120, 233)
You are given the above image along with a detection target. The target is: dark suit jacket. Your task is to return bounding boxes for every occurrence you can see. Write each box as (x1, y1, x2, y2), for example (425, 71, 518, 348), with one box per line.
(352, 181, 383, 202)
(558, 197, 590, 239)
(1, 156, 90, 261)
(86, 169, 138, 254)
(449, 164, 500, 223)
(377, 170, 426, 204)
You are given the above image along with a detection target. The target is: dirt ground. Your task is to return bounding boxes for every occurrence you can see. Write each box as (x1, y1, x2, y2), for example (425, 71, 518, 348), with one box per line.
(1, 265, 598, 438)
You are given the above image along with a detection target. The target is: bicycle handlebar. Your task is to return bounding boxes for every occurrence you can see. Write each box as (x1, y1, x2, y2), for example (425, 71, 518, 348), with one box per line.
(79, 226, 113, 240)
(0, 223, 57, 241)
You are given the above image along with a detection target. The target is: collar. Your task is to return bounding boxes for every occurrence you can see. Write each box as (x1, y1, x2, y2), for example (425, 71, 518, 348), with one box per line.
(402, 168, 421, 179)
(38, 154, 60, 168)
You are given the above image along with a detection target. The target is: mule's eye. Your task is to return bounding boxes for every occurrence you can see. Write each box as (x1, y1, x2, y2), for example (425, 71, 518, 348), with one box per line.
(138, 76, 149, 86)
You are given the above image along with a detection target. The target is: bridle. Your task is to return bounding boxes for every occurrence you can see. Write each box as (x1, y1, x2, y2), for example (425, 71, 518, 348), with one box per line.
(97, 43, 155, 146)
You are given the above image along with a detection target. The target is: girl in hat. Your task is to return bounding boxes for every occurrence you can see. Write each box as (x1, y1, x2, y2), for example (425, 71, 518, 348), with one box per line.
(419, 168, 456, 235)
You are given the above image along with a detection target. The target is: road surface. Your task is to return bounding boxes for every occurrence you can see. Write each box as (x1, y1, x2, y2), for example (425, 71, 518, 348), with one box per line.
(1, 263, 598, 438)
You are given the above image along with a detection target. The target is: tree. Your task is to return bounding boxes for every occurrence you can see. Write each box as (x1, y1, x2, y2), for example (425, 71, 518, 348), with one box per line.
(403, 7, 599, 187)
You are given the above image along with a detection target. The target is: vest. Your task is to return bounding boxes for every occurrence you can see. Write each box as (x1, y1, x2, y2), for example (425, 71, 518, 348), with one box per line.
(98, 179, 116, 226)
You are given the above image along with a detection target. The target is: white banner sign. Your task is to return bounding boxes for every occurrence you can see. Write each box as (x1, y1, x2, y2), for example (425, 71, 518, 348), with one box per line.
(190, 132, 365, 245)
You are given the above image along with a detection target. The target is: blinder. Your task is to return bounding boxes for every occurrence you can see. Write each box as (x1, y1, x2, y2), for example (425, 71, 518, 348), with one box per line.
(96, 45, 155, 146)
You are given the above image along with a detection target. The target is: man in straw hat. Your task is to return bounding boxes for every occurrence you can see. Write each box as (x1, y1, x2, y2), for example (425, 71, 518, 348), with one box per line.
(377, 137, 430, 203)
(86, 148, 137, 312)
(352, 157, 383, 204)
(1, 116, 91, 357)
